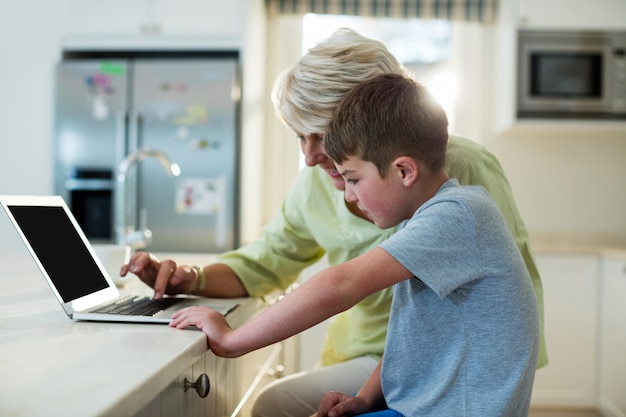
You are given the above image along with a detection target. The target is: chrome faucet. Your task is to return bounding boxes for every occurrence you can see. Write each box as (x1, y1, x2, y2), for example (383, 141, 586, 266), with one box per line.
(115, 148, 181, 249)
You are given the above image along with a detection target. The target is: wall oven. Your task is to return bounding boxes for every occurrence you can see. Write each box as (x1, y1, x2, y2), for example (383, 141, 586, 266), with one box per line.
(65, 168, 113, 241)
(517, 30, 626, 119)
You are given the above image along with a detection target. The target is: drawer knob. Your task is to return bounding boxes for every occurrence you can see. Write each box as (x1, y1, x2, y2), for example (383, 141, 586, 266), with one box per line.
(184, 373, 211, 398)
(267, 364, 285, 379)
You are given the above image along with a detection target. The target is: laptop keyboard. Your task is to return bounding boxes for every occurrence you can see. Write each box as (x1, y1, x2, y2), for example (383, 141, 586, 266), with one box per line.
(89, 295, 184, 316)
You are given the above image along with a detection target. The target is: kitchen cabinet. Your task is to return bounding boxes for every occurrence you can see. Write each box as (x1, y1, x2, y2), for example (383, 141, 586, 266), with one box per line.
(65, 0, 244, 38)
(131, 296, 286, 417)
(598, 256, 626, 417)
(530, 253, 600, 408)
(229, 342, 284, 417)
(134, 353, 215, 417)
(516, 0, 626, 30)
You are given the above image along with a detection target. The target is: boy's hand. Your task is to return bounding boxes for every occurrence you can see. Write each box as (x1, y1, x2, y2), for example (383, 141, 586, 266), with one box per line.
(313, 391, 371, 417)
(170, 306, 235, 357)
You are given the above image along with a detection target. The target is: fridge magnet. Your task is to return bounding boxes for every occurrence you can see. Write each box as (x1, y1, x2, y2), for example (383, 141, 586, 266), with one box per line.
(90, 94, 109, 120)
(99, 62, 125, 76)
(85, 72, 113, 120)
(173, 104, 208, 126)
(175, 176, 226, 216)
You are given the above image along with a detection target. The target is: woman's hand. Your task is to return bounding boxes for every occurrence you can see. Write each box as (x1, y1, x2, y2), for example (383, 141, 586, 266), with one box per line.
(120, 251, 198, 299)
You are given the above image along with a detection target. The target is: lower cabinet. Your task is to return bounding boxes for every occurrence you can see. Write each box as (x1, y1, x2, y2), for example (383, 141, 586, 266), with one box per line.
(531, 252, 626, 417)
(134, 342, 284, 417)
(134, 353, 214, 417)
(530, 254, 600, 408)
(598, 257, 626, 417)
(229, 342, 284, 417)
(133, 296, 287, 417)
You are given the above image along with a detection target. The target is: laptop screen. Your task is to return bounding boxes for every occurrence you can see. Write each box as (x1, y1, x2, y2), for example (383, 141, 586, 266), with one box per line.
(8, 205, 109, 302)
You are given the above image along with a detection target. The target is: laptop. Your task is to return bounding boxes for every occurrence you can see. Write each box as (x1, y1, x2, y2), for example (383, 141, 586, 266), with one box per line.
(0, 194, 241, 323)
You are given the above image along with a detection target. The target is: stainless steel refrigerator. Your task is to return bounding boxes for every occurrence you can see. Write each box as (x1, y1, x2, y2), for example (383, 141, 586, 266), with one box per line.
(54, 52, 240, 253)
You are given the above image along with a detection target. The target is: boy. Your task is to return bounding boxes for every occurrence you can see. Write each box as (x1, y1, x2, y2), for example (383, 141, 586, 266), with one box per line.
(170, 74, 540, 417)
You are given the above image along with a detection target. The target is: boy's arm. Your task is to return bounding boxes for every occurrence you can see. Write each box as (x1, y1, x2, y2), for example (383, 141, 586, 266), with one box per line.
(171, 247, 411, 357)
(355, 359, 386, 409)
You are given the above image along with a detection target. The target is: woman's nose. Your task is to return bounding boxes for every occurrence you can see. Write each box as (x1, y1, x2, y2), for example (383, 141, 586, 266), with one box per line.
(301, 138, 327, 167)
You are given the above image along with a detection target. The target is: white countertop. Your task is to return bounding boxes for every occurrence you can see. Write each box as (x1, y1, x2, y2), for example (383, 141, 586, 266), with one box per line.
(530, 233, 626, 261)
(0, 251, 254, 417)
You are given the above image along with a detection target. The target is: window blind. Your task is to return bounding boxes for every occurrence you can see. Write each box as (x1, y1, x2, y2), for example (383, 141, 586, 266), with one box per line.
(266, 0, 498, 23)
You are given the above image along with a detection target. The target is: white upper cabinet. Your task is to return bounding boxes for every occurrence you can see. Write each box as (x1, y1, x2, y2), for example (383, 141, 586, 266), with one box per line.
(517, 0, 626, 30)
(65, 0, 243, 38)
(158, 0, 243, 36)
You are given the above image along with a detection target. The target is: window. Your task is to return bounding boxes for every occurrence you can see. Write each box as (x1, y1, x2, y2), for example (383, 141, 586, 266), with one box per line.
(302, 14, 457, 129)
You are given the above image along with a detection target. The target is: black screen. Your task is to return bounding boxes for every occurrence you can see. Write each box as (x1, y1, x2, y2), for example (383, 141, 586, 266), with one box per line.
(8, 205, 109, 302)
(530, 52, 602, 97)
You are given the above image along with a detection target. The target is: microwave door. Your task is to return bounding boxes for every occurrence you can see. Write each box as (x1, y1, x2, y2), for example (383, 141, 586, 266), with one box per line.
(519, 46, 613, 114)
(516, 29, 626, 119)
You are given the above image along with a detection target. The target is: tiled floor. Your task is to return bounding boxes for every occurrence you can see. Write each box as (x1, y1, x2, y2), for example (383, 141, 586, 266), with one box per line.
(529, 408, 602, 417)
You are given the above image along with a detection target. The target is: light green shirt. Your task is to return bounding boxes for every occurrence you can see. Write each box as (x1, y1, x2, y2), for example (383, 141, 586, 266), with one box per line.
(217, 135, 547, 369)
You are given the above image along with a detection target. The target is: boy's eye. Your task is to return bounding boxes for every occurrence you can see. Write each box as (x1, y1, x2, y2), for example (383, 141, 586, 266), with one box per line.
(347, 179, 358, 185)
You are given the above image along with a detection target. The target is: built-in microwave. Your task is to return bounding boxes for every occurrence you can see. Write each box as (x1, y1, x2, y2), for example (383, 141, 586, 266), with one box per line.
(517, 30, 626, 119)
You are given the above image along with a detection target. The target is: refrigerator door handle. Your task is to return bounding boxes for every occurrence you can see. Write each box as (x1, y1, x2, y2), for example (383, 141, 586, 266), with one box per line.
(115, 110, 128, 164)
(136, 112, 144, 148)
(128, 111, 140, 152)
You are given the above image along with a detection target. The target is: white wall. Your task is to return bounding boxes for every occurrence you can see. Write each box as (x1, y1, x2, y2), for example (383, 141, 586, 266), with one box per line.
(453, 0, 626, 245)
(0, 0, 71, 251)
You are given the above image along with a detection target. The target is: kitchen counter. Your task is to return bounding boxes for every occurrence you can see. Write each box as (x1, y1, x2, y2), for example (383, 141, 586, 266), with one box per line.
(531, 233, 626, 261)
(0, 251, 261, 417)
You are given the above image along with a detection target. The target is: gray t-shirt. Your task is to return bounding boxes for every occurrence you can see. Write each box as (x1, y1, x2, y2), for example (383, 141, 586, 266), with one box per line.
(379, 179, 539, 417)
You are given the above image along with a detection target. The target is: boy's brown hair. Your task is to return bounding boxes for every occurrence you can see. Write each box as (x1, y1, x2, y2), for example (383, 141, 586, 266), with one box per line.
(324, 74, 449, 176)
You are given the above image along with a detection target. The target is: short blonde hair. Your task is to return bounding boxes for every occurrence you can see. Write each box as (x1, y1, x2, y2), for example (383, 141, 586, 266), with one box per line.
(271, 28, 411, 135)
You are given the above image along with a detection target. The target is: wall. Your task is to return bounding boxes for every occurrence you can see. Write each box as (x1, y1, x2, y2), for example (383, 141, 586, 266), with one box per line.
(260, 14, 303, 229)
(490, 124, 626, 242)
(0, 1, 68, 196)
(453, 0, 626, 245)
(0, 0, 69, 251)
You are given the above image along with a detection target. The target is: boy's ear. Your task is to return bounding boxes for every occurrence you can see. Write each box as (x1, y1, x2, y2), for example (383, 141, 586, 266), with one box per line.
(393, 156, 418, 187)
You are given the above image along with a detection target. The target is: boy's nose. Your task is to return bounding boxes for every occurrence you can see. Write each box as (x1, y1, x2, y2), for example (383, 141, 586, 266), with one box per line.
(344, 187, 357, 203)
